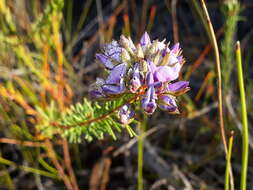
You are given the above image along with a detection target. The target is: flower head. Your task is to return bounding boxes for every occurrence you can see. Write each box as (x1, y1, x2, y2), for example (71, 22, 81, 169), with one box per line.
(90, 32, 189, 118)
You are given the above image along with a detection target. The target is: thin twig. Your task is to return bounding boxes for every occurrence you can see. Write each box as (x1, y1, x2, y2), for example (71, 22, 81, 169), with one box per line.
(171, 0, 179, 43)
(62, 140, 79, 190)
(0, 138, 45, 147)
(52, 94, 140, 129)
(200, 1, 235, 188)
(45, 139, 73, 190)
(200, 0, 228, 154)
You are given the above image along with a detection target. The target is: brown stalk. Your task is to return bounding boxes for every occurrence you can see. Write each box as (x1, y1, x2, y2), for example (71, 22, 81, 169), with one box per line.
(62, 140, 79, 190)
(45, 139, 73, 190)
(200, 0, 228, 154)
(171, 0, 179, 43)
(199, 1, 235, 188)
(139, 0, 148, 38)
(0, 138, 45, 147)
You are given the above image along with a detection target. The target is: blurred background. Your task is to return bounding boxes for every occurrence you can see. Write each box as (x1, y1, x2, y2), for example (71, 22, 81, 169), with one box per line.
(0, 0, 253, 189)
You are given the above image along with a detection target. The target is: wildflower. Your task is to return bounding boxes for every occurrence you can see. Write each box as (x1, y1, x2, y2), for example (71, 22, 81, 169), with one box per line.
(141, 72, 157, 115)
(90, 32, 189, 119)
(129, 63, 143, 93)
(118, 104, 135, 124)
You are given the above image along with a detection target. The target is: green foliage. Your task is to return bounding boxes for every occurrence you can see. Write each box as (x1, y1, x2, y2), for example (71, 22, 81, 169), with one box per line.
(33, 0, 64, 32)
(37, 94, 137, 143)
(221, 1, 240, 93)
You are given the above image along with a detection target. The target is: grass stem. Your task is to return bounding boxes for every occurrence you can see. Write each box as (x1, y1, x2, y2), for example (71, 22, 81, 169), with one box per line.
(225, 131, 234, 190)
(235, 41, 249, 190)
(138, 115, 147, 190)
(200, 0, 228, 154)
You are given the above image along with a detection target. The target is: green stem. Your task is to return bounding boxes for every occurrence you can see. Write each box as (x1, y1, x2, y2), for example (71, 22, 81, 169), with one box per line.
(235, 41, 249, 190)
(0, 156, 59, 179)
(225, 131, 234, 190)
(138, 115, 147, 190)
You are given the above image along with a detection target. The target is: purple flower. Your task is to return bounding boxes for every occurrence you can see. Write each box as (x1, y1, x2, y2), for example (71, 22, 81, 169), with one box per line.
(140, 32, 151, 47)
(148, 60, 180, 83)
(105, 63, 127, 84)
(171, 43, 180, 54)
(102, 63, 127, 95)
(89, 78, 105, 99)
(118, 104, 135, 124)
(158, 95, 178, 113)
(140, 32, 151, 52)
(102, 80, 125, 95)
(96, 53, 114, 69)
(103, 40, 122, 63)
(129, 63, 143, 93)
(141, 73, 157, 115)
(155, 65, 180, 82)
(167, 81, 189, 92)
(141, 86, 157, 115)
(90, 31, 189, 117)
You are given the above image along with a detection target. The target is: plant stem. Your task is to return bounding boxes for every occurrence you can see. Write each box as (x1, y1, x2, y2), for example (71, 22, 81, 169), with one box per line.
(62, 139, 79, 190)
(45, 139, 73, 190)
(200, 1, 235, 187)
(0, 156, 58, 179)
(235, 41, 249, 190)
(138, 115, 147, 190)
(200, 0, 228, 154)
(52, 94, 140, 129)
(225, 131, 234, 190)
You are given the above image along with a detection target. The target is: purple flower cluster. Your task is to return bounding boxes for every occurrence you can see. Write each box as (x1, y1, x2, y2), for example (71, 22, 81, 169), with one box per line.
(89, 32, 190, 124)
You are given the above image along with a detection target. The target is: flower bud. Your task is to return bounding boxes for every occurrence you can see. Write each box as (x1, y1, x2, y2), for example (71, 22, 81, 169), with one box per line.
(129, 64, 142, 93)
(140, 32, 151, 47)
(141, 72, 157, 115)
(118, 104, 135, 124)
(158, 95, 179, 113)
(139, 59, 148, 73)
(141, 85, 157, 115)
(165, 81, 190, 96)
(171, 43, 180, 55)
(136, 44, 144, 59)
(120, 35, 135, 56)
(121, 48, 131, 63)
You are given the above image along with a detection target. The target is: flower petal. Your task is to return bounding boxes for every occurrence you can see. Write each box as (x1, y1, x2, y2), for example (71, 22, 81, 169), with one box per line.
(89, 89, 104, 98)
(105, 63, 127, 84)
(104, 40, 122, 62)
(147, 60, 157, 75)
(129, 64, 143, 93)
(168, 54, 179, 66)
(158, 95, 178, 113)
(171, 43, 180, 54)
(140, 32, 151, 47)
(96, 53, 114, 69)
(142, 101, 157, 115)
(141, 84, 157, 115)
(146, 72, 154, 85)
(102, 83, 125, 95)
(167, 81, 189, 92)
(154, 65, 179, 82)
